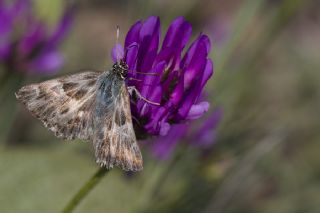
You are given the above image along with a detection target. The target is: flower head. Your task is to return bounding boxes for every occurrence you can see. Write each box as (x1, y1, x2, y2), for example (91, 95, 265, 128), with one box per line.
(112, 16, 213, 137)
(0, 0, 73, 74)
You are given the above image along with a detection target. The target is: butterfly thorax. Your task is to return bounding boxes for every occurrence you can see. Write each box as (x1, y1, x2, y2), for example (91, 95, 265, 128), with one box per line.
(112, 60, 128, 80)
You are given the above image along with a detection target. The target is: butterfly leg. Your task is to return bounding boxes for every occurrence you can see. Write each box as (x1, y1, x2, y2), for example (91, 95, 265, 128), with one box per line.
(127, 86, 160, 106)
(128, 77, 142, 82)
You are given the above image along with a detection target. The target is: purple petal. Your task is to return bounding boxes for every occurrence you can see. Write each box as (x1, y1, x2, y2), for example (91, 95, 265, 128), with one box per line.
(18, 23, 47, 56)
(46, 5, 74, 49)
(175, 77, 203, 120)
(144, 106, 169, 135)
(195, 58, 214, 101)
(161, 69, 179, 92)
(136, 84, 163, 118)
(186, 101, 210, 120)
(135, 67, 163, 117)
(139, 60, 165, 98)
(149, 85, 163, 103)
(136, 16, 160, 72)
(159, 122, 171, 136)
(150, 124, 188, 160)
(141, 85, 163, 122)
(125, 21, 142, 48)
(139, 16, 160, 41)
(168, 75, 184, 106)
(162, 16, 192, 51)
(182, 35, 209, 90)
(202, 34, 211, 53)
(28, 51, 63, 74)
(181, 35, 210, 66)
(139, 43, 157, 73)
(125, 42, 139, 71)
(111, 43, 124, 62)
(133, 17, 160, 102)
(154, 47, 175, 66)
(191, 108, 223, 148)
(201, 58, 214, 88)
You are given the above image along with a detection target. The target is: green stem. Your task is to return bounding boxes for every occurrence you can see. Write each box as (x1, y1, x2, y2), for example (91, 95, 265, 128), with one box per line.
(61, 167, 109, 213)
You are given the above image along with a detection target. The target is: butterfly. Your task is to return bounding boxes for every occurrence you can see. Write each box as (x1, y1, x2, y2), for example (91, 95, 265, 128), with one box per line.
(15, 60, 144, 172)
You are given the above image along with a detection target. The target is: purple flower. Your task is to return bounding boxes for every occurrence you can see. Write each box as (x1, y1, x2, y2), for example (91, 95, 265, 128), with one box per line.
(0, 0, 73, 75)
(112, 16, 213, 137)
(147, 109, 222, 160)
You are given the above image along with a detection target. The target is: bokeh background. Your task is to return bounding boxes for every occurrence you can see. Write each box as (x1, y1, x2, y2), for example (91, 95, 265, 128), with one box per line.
(1, 0, 319, 212)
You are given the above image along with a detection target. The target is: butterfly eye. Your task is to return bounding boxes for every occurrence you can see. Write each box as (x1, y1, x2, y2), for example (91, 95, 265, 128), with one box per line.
(122, 72, 128, 78)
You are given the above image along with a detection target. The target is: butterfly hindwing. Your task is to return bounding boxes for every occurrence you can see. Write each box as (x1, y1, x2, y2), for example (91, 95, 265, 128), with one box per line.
(93, 73, 143, 171)
(15, 71, 101, 140)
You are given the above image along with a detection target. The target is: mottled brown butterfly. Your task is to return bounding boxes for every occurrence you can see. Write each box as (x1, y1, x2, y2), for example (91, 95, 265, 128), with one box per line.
(16, 60, 145, 172)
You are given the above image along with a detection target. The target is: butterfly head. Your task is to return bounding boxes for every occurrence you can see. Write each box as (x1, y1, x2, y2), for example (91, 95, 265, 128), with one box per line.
(112, 60, 128, 80)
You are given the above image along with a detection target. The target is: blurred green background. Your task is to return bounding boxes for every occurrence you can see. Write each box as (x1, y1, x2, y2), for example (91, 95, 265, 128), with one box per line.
(0, 0, 319, 212)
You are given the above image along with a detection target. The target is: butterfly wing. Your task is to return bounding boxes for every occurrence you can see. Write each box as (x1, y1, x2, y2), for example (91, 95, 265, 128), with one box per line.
(15, 71, 101, 140)
(93, 75, 143, 171)
(16, 70, 143, 171)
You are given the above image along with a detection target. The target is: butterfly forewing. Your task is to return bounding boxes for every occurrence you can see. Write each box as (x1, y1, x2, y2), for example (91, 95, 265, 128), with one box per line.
(16, 71, 100, 140)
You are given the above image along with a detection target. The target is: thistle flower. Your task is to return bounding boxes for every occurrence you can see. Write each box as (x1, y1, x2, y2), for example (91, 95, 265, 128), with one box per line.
(0, 0, 73, 75)
(112, 16, 213, 137)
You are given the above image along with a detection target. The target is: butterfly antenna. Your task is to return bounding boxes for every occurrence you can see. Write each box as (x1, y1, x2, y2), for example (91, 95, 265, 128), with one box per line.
(128, 77, 142, 82)
(135, 71, 159, 76)
(116, 25, 120, 62)
(128, 69, 160, 76)
(116, 25, 120, 44)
